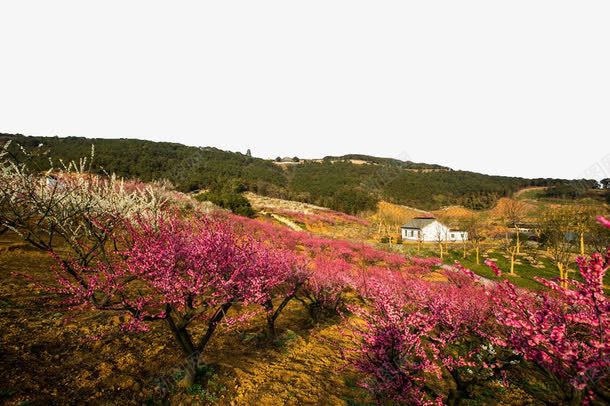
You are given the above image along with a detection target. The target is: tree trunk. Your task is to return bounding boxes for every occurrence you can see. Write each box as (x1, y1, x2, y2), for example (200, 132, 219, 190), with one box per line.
(557, 262, 567, 288)
(516, 228, 520, 254)
(308, 301, 321, 322)
(439, 242, 444, 259)
(447, 370, 467, 406)
(165, 315, 196, 355)
(566, 388, 583, 405)
(267, 314, 276, 338)
(447, 388, 465, 406)
(179, 351, 202, 388)
(165, 314, 199, 387)
(263, 300, 276, 338)
(198, 302, 232, 352)
(475, 246, 480, 265)
(265, 290, 298, 339)
(579, 232, 585, 256)
(510, 253, 515, 275)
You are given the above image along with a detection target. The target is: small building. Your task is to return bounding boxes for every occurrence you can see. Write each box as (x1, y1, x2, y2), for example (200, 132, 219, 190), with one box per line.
(401, 216, 468, 242)
(514, 222, 535, 233)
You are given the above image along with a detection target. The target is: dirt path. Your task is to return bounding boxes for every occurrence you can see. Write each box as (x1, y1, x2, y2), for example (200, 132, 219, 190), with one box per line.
(513, 186, 547, 199)
(260, 211, 303, 231)
(245, 192, 328, 213)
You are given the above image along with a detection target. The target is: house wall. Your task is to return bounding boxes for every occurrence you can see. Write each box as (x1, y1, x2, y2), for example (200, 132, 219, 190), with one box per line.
(401, 220, 468, 242)
(447, 230, 468, 242)
(421, 222, 449, 242)
(401, 228, 420, 241)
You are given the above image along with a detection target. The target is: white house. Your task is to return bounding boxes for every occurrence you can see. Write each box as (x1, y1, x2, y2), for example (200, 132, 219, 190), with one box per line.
(401, 217, 468, 242)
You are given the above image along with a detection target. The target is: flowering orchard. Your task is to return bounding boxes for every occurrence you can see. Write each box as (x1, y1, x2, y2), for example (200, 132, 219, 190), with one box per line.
(346, 217, 609, 405)
(42, 208, 440, 389)
(1, 143, 608, 403)
(47, 208, 610, 403)
(0, 142, 438, 391)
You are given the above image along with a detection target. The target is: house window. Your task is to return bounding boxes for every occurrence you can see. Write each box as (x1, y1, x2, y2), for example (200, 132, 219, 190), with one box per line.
(451, 233, 455, 239)
(409, 230, 414, 237)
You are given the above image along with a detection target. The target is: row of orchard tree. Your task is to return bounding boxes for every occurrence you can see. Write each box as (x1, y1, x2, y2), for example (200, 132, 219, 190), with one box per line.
(1, 141, 608, 404)
(376, 197, 609, 286)
(453, 200, 610, 285)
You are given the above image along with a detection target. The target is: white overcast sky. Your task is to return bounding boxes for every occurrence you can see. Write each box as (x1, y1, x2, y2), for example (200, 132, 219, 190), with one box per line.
(1, 1, 609, 179)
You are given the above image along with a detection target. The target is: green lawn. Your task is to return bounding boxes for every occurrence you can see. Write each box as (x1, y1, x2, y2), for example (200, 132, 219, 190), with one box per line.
(441, 248, 561, 290)
(393, 242, 590, 291)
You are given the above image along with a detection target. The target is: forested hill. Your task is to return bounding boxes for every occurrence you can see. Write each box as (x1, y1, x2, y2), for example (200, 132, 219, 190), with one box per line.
(0, 133, 598, 213)
(0, 133, 286, 193)
(321, 154, 450, 170)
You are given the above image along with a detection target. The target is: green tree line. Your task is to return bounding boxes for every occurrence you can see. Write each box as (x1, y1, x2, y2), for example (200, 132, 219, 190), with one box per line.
(1, 133, 600, 214)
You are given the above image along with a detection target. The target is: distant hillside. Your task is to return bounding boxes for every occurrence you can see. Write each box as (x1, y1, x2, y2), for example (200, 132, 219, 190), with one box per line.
(0, 133, 287, 193)
(321, 154, 450, 170)
(0, 133, 598, 214)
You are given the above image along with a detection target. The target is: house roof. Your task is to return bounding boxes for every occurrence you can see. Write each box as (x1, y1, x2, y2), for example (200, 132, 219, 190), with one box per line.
(401, 218, 436, 229)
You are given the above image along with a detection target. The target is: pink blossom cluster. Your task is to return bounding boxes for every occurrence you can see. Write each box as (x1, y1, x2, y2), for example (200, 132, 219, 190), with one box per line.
(54, 213, 299, 340)
(272, 208, 370, 227)
(488, 250, 609, 401)
(346, 267, 497, 404)
(231, 214, 436, 319)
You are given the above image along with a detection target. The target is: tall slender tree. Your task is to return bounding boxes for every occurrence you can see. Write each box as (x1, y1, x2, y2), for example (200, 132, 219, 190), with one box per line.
(501, 199, 528, 254)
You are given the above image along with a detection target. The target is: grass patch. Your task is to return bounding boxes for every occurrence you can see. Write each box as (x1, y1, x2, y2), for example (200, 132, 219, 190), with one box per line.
(275, 329, 301, 354)
(442, 249, 560, 290)
(396, 242, 582, 291)
(185, 365, 227, 402)
(342, 375, 374, 406)
(516, 188, 546, 200)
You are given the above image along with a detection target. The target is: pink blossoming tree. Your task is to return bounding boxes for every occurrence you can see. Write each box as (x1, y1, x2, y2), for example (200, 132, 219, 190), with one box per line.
(487, 219, 609, 403)
(348, 267, 510, 405)
(55, 214, 299, 386)
(348, 280, 441, 405)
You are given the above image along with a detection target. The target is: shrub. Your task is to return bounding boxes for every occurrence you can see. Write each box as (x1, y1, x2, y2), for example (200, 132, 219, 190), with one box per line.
(195, 191, 255, 217)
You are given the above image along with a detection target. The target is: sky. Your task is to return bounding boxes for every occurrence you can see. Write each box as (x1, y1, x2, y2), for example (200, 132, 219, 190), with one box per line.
(1, 1, 609, 180)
